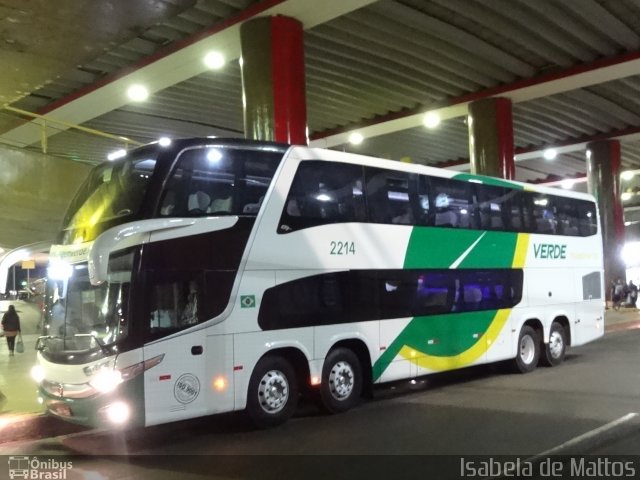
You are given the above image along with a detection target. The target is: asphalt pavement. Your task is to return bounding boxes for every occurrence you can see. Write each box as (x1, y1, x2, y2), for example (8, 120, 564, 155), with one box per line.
(0, 301, 639, 445)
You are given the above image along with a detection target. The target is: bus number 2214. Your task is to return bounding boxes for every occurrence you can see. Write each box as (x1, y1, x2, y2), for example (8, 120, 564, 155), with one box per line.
(330, 241, 355, 255)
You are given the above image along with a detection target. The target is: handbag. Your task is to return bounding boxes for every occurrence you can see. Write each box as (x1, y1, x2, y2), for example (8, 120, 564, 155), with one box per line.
(15, 334, 24, 354)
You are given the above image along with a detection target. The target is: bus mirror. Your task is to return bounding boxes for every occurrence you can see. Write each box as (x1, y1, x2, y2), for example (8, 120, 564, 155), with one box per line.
(87, 218, 197, 285)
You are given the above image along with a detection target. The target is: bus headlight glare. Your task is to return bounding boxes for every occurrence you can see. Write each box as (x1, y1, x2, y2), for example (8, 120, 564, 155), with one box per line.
(105, 402, 130, 425)
(48, 261, 73, 280)
(90, 369, 123, 393)
(31, 365, 45, 383)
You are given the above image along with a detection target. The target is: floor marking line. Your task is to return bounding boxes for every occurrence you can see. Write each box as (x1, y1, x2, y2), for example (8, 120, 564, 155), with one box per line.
(533, 412, 639, 458)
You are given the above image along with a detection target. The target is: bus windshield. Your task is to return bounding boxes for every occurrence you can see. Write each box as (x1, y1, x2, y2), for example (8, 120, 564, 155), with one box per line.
(62, 150, 158, 234)
(43, 250, 133, 354)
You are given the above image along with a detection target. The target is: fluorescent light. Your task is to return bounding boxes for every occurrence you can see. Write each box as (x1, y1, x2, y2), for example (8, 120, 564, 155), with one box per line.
(127, 84, 149, 102)
(543, 149, 557, 160)
(621, 171, 635, 181)
(349, 132, 364, 145)
(203, 51, 225, 70)
(423, 112, 441, 129)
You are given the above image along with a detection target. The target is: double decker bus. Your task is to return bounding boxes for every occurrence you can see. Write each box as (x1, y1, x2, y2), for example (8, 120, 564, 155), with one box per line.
(33, 138, 604, 428)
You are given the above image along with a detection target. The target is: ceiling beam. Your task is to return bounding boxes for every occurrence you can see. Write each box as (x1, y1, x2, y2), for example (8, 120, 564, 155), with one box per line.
(0, 0, 377, 148)
(310, 50, 640, 148)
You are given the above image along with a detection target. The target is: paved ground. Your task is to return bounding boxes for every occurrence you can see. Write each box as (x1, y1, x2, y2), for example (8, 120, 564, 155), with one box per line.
(0, 301, 638, 446)
(0, 299, 43, 415)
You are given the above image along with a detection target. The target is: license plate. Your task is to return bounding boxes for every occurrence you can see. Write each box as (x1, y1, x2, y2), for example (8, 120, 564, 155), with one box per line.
(47, 401, 72, 417)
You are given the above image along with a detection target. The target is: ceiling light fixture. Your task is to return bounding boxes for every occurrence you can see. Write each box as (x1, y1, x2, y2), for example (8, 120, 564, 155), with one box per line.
(349, 132, 364, 145)
(621, 192, 633, 201)
(423, 112, 441, 129)
(127, 84, 149, 102)
(543, 148, 557, 160)
(621, 171, 635, 181)
(203, 51, 225, 70)
(158, 137, 171, 147)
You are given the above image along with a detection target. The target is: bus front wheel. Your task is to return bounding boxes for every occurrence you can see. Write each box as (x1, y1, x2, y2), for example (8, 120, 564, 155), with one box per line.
(513, 325, 540, 373)
(246, 355, 299, 428)
(541, 322, 566, 367)
(319, 348, 363, 413)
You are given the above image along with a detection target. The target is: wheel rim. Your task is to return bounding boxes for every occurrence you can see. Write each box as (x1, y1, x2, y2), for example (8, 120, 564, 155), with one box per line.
(257, 369, 289, 414)
(519, 334, 536, 365)
(328, 360, 354, 401)
(549, 330, 564, 359)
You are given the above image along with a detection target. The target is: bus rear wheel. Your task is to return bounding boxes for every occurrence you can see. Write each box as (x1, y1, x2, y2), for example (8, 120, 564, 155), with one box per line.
(541, 322, 566, 367)
(513, 325, 540, 373)
(246, 355, 299, 428)
(319, 348, 363, 413)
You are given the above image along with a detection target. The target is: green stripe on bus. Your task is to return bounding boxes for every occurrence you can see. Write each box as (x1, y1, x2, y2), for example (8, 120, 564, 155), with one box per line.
(452, 173, 524, 189)
(403, 228, 518, 269)
(372, 310, 498, 381)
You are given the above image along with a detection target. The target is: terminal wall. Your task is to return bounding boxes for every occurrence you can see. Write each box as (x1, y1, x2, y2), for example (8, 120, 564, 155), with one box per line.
(0, 146, 90, 249)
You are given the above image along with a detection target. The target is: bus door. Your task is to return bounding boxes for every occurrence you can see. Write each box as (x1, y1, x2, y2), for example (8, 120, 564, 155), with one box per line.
(141, 269, 210, 426)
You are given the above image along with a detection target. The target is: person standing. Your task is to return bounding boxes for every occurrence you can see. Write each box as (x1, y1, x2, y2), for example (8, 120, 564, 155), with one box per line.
(1, 305, 21, 356)
(629, 280, 638, 309)
(612, 279, 625, 311)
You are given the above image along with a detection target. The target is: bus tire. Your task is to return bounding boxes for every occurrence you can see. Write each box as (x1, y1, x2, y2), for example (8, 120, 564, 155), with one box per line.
(513, 325, 540, 373)
(246, 355, 299, 428)
(541, 322, 566, 367)
(319, 348, 363, 413)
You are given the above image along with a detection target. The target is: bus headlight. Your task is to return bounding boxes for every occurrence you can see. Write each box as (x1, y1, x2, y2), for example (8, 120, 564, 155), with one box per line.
(102, 401, 130, 425)
(89, 369, 123, 393)
(30, 365, 45, 383)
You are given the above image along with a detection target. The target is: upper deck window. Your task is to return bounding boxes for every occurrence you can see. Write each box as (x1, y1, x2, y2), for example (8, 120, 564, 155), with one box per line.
(62, 152, 157, 235)
(279, 160, 598, 237)
(158, 146, 281, 218)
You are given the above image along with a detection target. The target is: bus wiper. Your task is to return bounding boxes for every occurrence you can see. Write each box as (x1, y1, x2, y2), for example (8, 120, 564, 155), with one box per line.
(73, 333, 111, 355)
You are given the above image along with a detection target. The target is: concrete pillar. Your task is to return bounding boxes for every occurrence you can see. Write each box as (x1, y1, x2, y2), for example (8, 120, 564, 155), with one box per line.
(586, 140, 626, 294)
(240, 16, 307, 145)
(467, 97, 515, 179)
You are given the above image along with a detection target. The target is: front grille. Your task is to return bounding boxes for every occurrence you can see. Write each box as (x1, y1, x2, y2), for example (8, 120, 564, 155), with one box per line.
(41, 379, 95, 399)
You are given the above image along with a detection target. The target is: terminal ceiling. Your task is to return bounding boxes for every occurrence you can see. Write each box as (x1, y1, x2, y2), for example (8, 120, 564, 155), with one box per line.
(3, 0, 640, 248)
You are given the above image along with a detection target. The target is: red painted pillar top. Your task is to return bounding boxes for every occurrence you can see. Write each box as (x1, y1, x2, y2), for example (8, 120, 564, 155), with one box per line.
(240, 16, 307, 145)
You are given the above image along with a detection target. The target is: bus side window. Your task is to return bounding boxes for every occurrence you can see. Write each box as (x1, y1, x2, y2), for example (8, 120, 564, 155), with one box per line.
(474, 185, 508, 231)
(577, 200, 598, 236)
(146, 272, 211, 338)
(278, 160, 365, 233)
(364, 168, 416, 225)
(557, 199, 580, 236)
(430, 177, 472, 229)
(415, 175, 433, 226)
(531, 194, 557, 234)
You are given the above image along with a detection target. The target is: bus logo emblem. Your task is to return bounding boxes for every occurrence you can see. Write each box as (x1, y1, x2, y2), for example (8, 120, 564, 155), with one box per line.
(174, 374, 200, 404)
(241, 295, 256, 308)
